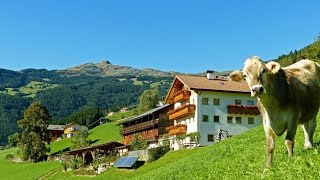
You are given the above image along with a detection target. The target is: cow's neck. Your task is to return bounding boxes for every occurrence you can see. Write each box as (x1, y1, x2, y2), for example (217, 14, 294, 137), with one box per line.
(261, 69, 290, 106)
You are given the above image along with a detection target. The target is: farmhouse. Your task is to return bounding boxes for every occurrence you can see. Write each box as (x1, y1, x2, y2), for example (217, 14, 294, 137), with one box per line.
(165, 72, 262, 150)
(118, 104, 173, 148)
(64, 122, 88, 138)
(47, 124, 65, 141)
(47, 122, 88, 140)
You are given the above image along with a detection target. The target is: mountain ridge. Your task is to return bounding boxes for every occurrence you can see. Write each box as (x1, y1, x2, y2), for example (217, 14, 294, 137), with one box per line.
(58, 60, 182, 77)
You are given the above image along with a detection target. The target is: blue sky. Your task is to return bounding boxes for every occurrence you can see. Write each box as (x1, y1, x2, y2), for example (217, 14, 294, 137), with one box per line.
(0, 0, 319, 73)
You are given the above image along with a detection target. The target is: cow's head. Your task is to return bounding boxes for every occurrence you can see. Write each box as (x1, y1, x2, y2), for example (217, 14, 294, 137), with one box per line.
(229, 56, 281, 97)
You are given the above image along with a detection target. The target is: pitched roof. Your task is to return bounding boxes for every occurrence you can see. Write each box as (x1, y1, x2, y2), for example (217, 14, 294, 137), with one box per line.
(176, 75, 250, 93)
(165, 75, 250, 103)
(47, 124, 65, 131)
(64, 141, 124, 155)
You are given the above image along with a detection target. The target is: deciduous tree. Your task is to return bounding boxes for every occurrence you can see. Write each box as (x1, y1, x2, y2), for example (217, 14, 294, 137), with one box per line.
(138, 87, 160, 114)
(17, 102, 51, 162)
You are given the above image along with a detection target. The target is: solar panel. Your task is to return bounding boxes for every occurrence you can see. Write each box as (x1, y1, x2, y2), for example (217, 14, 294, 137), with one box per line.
(114, 156, 139, 168)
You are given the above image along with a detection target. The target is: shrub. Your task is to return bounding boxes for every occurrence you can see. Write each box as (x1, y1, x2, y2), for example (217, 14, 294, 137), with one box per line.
(131, 134, 147, 151)
(5, 154, 14, 161)
(148, 146, 170, 162)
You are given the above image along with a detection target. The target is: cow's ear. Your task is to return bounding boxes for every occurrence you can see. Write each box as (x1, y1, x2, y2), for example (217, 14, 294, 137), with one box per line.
(266, 61, 281, 74)
(229, 70, 244, 82)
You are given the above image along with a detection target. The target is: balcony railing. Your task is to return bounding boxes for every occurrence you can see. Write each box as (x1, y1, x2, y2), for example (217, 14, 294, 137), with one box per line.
(123, 129, 159, 145)
(173, 90, 191, 103)
(227, 104, 260, 115)
(167, 104, 196, 120)
(121, 119, 159, 135)
(166, 124, 187, 135)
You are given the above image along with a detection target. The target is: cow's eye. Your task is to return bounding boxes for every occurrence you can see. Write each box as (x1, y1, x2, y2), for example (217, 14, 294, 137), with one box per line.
(262, 69, 266, 74)
(243, 74, 247, 78)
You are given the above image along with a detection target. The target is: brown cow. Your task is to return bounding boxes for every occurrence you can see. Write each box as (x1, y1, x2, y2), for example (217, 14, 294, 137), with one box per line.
(229, 56, 320, 168)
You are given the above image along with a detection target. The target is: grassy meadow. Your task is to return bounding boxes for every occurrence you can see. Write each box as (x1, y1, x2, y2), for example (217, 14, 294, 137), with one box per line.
(1, 114, 320, 179)
(0, 148, 60, 180)
(1, 81, 59, 98)
(48, 122, 122, 155)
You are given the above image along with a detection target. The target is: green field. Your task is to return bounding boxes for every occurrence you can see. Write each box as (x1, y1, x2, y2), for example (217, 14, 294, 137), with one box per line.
(133, 80, 143, 86)
(107, 109, 137, 122)
(2, 114, 320, 179)
(48, 122, 122, 155)
(0, 148, 60, 180)
(1, 81, 59, 98)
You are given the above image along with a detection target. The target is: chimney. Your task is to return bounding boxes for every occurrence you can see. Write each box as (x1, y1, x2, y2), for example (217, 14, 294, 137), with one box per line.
(207, 70, 228, 80)
(207, 70, 215, 80)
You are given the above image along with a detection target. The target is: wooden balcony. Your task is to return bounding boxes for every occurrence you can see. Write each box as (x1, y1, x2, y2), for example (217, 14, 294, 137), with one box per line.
(227, 104, 260, 115)
(173, 90, 191, 103)
(166, 124, 187, 135)
(167, 104, 196, 120)
(123, 129, 159, 145)
(121, 119, 159, 135)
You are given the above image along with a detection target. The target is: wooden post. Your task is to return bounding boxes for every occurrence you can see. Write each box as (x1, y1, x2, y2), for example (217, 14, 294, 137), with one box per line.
(82, 152, 86, 164)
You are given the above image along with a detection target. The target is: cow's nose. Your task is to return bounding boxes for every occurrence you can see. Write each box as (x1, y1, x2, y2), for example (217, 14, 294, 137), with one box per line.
(251, 85, 264, 96)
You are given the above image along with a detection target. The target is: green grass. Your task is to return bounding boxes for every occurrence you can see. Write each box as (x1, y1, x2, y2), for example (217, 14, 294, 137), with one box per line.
(68, 114, 320, 179)
(1, 81, 59, 98)
(107, 109, 137, 122)
(3, 88, 20, 96)
(48, 123, 121, 155)
(19, 81, 59, 98)
(2, 114, 320, 179)
(133, 80, 143, 86)
(0, 148, 60, 180)
(88, 123, 122, 146)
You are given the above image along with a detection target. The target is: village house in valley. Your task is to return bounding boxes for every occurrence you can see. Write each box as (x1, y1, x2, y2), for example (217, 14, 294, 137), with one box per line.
(165, 72, 262, 150)
(118, 104, 173, 148)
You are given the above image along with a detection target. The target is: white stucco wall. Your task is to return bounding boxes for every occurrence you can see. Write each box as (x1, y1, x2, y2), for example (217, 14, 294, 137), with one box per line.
(171, 90, 262, 149)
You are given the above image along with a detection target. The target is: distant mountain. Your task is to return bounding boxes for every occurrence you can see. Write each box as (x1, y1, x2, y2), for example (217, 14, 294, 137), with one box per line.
(58, 60, 180, 77)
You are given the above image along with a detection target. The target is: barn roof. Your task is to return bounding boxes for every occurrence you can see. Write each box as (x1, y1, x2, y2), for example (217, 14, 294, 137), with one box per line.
(47, 124, 65, 131)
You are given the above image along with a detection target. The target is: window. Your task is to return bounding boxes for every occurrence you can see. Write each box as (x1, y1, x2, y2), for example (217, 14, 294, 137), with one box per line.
(208, 134, 214, 142)
(248, 117, 254, 124)
(214, 116, 220, 123)
(227, 116, 233, 123)
(203, 115, 209, 122)
(235, 99, 241, 105)
(202, 98, 209, 105)
(247, 100, 254, 106)
(236, 117, 241, 124)
(213, 98, 220, 106)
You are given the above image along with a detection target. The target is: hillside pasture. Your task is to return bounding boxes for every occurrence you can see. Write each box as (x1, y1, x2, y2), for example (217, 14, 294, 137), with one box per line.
(1, 114, 320, 179)
(48, 122, 121, 155)
(0, 148, 60, 180)
(99, 114, 320, 179)
(19, 81, 59, 98)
